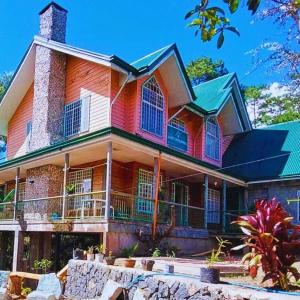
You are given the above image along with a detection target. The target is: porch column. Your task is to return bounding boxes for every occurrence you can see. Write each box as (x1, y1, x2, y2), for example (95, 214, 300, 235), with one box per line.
(62, 153, 70, 220)
(222, 180, 227, 233)
(105, 142, 112, 220)
(152, 154, 161, 239)
(13, 167, 20, 220)
(204, 174, 208, 229)
(12, 230, 24, 272)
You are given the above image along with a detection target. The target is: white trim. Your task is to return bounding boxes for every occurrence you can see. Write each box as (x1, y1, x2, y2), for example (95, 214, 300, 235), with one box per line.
(248, 176, 300, 184)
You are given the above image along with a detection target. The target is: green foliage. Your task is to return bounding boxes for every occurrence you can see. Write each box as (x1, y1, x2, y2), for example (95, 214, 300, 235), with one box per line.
(33, 258, 52, 274)
(21, 284, 32, 297)
(0, 72, 13, 101)
(65, 184, 76, 194)
(207, 237, 231, 266)
(232, 199, 300, 290)
(95, 243, 105, 254)
(87, 246, 94, 254)
(186, 57, 228, 85)
(121, 243, 139, 258)
(0, 189, 15, 203)
(152, 248, 161, 257)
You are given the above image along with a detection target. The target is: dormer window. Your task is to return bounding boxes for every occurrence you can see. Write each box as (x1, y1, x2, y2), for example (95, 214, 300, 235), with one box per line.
(205, 117, 220, 160)
(141, 77, 164, 137)
(167, 118, 188, 152)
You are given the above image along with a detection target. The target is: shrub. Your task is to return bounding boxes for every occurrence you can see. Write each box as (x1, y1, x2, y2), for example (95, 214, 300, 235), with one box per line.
(232, 199, 300, 290)
(121, 243, 139, 259)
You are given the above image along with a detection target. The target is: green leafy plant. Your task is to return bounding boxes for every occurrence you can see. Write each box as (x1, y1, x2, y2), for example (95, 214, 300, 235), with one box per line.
(207, 237, 231, 267)
(87, 246, 94, 255)
(33, 258, 52, 274)
(107, 251, 114, 259)
(232, 199, 300, 290)
(65, 184, 76, 194)
(95, 244, 105, 254)
(121, 243, 139, 259)
(21, 284, 32, 297)
(152, 248, 161, 258)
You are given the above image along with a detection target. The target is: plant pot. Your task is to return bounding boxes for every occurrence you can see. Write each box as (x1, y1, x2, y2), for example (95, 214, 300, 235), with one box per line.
(164, 264, 174, 274)
(200, 267, 220, 283)
(123, 259, 136, 268)
(141, 259, 155, 271)
(87, 253, 95, 261)
(95, 253, 105, 263)
(104, 257, 116, 266)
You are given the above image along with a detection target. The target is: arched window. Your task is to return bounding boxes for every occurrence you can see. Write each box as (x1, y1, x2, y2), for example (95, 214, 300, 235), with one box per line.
(205, 117, 220, 160)
(141, 77, 164, 137)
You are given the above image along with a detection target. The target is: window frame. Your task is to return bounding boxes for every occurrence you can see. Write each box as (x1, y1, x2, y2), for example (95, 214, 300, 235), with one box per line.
(140, 76, 165, 138)
(64, 99, 83, 138)
(205, 117, 221, 161)
(167, 117, 188, 152)
(207, 188, 221, 224)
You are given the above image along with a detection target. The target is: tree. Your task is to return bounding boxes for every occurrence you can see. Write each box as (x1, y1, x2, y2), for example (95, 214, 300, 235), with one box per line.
(185, 0, 299, 48)
(186, 57, 228, 85)
(0, 72, 12, 101)
(244, 84, 300, 126)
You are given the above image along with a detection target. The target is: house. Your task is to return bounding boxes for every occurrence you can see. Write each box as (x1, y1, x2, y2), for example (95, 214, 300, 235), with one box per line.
(0, 2, 298, 272)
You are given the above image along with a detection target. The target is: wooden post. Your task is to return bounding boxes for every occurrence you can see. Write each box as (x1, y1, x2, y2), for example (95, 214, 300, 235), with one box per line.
(105, 142, 112, 220)
(204, 174, 208, 229)
(12, 230, 24, 272)
(62, 153, 69, 221)
(222, 180, 227, 233)
(152, 153, 161, 240)
(13, 167, 20, 220)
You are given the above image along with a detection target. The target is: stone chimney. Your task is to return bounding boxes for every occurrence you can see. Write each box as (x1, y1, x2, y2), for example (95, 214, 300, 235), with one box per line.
(39, 2, 67, 43)
(30, 3, 67, 151)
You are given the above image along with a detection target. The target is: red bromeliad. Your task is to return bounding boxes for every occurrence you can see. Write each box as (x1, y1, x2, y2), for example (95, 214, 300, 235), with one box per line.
(232, 198, 300, 290)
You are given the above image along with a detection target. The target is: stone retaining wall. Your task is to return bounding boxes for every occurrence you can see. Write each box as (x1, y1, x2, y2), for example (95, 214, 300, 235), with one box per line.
(64, 260, 280, 300)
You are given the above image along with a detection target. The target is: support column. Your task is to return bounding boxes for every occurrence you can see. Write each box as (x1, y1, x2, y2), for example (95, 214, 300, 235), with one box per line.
(152, 154, 161, 239)
(222, 180, 227, 233)
(204, 174, 208, 229)
(12, 230, 24, 272)
(62, 153, 70, 220)
(105, 142, 112, 220)
(13, 167, 20, 220)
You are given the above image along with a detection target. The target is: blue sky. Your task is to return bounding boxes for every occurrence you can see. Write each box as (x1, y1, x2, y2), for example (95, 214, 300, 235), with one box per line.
(0, 0, 285, 86)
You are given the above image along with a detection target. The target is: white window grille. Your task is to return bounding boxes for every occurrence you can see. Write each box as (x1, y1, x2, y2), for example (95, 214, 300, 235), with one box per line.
(64, 96, 90, 138)
(141, 77, 164, 137)
(26, 121, 32, 153)
(18, 182, 26, 201)
(137, 169, 154, 214)
(207, 188, 220, 223)
(205, 117, 220, 160)
(67, 169, 93, 209)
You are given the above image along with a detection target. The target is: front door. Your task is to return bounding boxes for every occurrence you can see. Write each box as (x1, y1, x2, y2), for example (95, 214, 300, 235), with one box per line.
(172, 182, 189, 226)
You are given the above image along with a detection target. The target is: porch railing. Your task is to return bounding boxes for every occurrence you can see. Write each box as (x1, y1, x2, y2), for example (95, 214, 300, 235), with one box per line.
(0, 201, 14, 220)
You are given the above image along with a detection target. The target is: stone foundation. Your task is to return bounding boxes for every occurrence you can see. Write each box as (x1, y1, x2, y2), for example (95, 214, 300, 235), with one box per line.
(65, 260, 282, 300)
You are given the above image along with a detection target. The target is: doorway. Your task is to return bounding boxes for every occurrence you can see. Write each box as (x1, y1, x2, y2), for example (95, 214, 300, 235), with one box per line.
(172, 182, 189, 226)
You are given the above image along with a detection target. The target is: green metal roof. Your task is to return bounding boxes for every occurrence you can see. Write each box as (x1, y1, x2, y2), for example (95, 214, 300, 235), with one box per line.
(189, 73, 235, 113)
(223, 120, 300, 181)
(131, 45, 173, 70)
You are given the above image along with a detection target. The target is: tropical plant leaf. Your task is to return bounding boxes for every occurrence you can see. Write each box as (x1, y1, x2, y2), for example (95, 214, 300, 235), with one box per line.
(226, 26, 240, 36)
(217, 32, 224, 49)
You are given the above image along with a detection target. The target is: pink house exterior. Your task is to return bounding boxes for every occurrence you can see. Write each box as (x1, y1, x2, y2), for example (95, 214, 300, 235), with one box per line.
(0, 2, 252, 272)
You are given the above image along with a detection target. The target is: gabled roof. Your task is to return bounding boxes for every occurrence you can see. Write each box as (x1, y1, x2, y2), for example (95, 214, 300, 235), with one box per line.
(0, 38, 195, 135)
(223, 120, 300, 182)
(192, 73, 235, 113)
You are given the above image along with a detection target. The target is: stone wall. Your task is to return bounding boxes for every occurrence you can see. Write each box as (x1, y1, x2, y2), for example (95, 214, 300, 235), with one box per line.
(65, 260, 228, 300)
(248, 179, 300, 221)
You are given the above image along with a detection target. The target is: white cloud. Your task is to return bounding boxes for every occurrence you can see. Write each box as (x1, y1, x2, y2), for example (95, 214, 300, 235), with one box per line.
(262, 82, 289, 97)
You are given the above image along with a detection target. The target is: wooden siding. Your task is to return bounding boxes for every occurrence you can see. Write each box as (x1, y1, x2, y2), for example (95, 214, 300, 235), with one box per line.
(65, 56, 111, 132)
(7, 84, 34, 159)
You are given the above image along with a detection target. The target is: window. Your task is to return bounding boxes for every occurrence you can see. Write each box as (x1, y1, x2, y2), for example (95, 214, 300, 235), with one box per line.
(18, 182, 26, 201)
(137, 169, 154, 214)
(67, 169, 93, 209)
(205, 117, 220, 160)
(207, 188, 220, 223)
(141, 77, 164, 137)
(26, 121, 32, 153)
(167, 118, 188, 152)
(64, 96, 90, 138)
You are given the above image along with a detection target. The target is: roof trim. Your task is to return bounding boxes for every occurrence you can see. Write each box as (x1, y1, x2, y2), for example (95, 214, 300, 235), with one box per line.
(247, 175, 300, 184)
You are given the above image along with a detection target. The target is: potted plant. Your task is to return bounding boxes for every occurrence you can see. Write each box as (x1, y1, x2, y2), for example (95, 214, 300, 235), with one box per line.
(65, 183, 76, 195)
(200, 237, 230, 284)
(121, 243, 139, 268)
(141, 247, 159, 271)
(50, 211, 61, 221)
(104, 251, 116, 266)
(94, 244, 105, 263)
(86, 246, 95, 261)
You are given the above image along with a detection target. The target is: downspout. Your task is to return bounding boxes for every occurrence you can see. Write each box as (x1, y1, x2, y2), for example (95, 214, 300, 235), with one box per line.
(109, 71, 133, 126)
